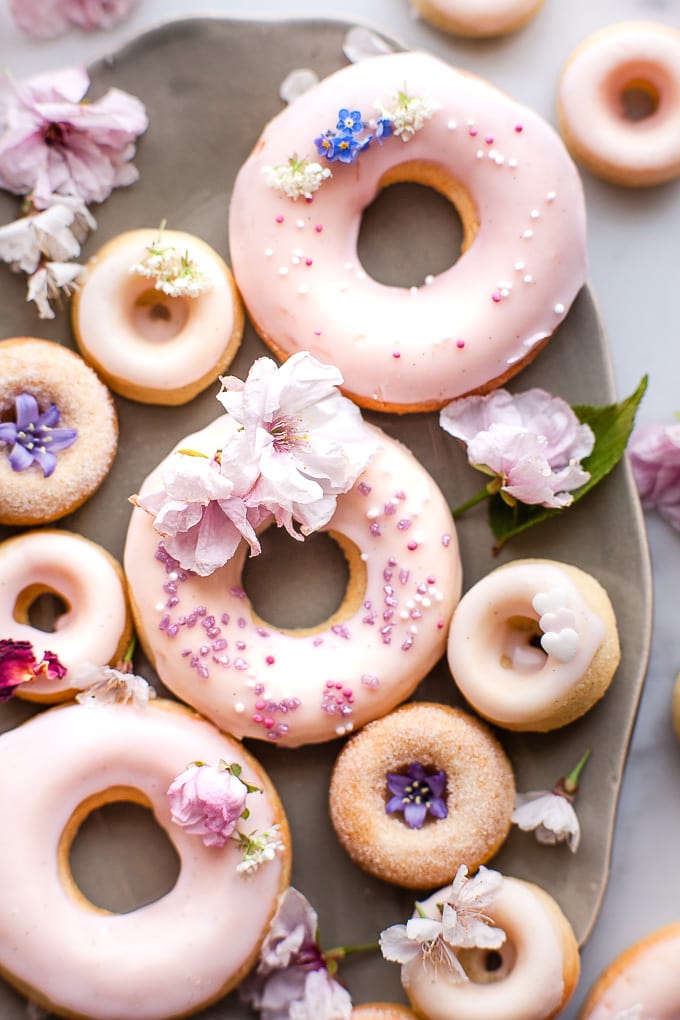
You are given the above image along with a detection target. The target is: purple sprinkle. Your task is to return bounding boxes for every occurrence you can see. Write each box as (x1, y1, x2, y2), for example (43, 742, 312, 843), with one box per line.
(196, 664, 209, 680)
(213, 655, 230, 666)
(369, 522, 382, 536)
(230, 587, 246, 600)
(399, 569, 410, 585)
(186, 614, 198, 628)
(196, 606, 206, 617)
(417, 583, 428, 595)
(410, 608, 422, 620)
(236, 640, 246, 651)
(166, 624, 179, 638)
(181, 648, 191, 658)
(384, 501, 396, 516)
(385, 597, 398, 608)
(313, 637, 324, 647)
(361, 673, 380, 689)
(363, 599, 373, 610)
(362, 613, 376, 625)
(199, 645, 209, 656)
(442, 534, 452, 547)
(358, 481, 371, 496)
(221, 613, 230, 625)
(190, 655, 199, 667)
(383, 610, 394, 621)
(388, 557, 398, 567)
(234, 657, 249, 671)
(237, 617, 247, 629)
(384, 585, 394, 597)
(159, 614, 170, 632)
(177, 615, 187, 626)
(256, 627, 270, 638)
(201, 616, 215, 629)
(331, 624, 351, 640)
(383, 569, 393, 582)
(166, 597, 179, 608)
(401, 637, 414, 652)
(207, 627, 221, 639)
(380, 625, 392, 636)
(163, 582, 177, 595)
(397, 519, 412, 531)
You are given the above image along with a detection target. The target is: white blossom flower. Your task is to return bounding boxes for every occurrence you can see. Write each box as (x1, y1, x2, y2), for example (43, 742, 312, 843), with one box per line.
(263, 155, 331, 200)
(26, 259, 84, 318)
(512, 790, 581, 850)
(289, 968, 352, 1020)
(236, 825, 286, 876)
(375, 89, 439, 141)
(130, 234, 211, 298)
(0, 198, 95, 274)
(72, 662, 156, 708)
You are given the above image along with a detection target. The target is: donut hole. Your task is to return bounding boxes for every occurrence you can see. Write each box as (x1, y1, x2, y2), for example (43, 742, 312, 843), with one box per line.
(243, 528, 365, 633)
(456, 940, 517, 983)
(499, 615, 547, 674)
(357, 162, 477, 287)
(620, 79, 660, 122)
(14, 583, 70, 633)
(131, 288, 190, 341)
(62, 788, 180, 913)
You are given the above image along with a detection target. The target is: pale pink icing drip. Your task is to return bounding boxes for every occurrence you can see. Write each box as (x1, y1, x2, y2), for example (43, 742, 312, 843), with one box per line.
(583, 927, 680, 1018)
(124, 420, 462, 747)
(0, 530, 128, 696)
(0, 701, 286, 1020)
(229, 51, 586, 408)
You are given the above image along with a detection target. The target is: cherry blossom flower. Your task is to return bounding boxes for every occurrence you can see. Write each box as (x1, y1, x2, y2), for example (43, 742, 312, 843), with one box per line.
(0, 198, 95, 274)
(628, 422, 680, 530)
(0, 392, 77, 475)
(8, 0, 138, 39)
(0, 638, 66, 701)
(218, 353, 378, 539)
(0, 66, 148, 209)
(71, 662, 156, 708)
(441, 387, 594, 510)
(386, 762, 447, 829)
(167, 761, 251, 849)
(26, 259, 84, 318)
(512, 750, 590, 852)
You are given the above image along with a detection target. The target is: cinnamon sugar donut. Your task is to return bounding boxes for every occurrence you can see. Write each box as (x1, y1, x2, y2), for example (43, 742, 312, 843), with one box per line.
(409, 0, 544, 38)
(329, 702, 515, 888)
(0, 338, 117, 526)
(579, 922, 680, 1018)
(72, 229, 244, 405)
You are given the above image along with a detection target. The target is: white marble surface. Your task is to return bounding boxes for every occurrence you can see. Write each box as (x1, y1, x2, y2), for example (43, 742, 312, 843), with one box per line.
(1, 0, 679, 1016)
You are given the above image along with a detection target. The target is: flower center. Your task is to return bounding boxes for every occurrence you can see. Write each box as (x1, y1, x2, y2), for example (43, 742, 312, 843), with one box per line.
(44, 122, 66, 147)
(267, 414, 308, 453)
(400, 778, 435, 808)
(296, 941, 327, 972)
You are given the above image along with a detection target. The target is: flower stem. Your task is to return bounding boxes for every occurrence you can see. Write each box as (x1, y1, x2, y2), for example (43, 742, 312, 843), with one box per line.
(561, 748, 591, 795)
(324, 942, 380, 962)
(123, 636, 136, 663)
(451, 486, 491, 518)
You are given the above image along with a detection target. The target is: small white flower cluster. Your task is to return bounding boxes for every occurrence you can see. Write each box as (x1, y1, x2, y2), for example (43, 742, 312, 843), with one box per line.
(236, 824, 286, 877)
(130, 238, 212, 298)
(72, 662, 157, 709)
(262, 156, 332, 200)
(375, 89, 439, 141)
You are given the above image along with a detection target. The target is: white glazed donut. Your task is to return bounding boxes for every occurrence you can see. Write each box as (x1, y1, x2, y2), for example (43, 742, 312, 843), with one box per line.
(401, 877, 580, 1020)
(447, 559, 620, 731)
(579, 922, 680, 1018)
(0, 529, 131, 703)
(0, 699, 290, 1020)
(558, 22, 680, 187)
(229, 51, 587, 412)
(409, 0, 544, 38)
(72, 229, 244, 405)
(124, 420, 462, 747)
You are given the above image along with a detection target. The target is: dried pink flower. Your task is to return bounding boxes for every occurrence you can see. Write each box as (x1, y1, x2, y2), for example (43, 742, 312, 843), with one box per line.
(628, 422, 680, 530)
(9, 0, 138, 39)
(167, 761, 249, 848)
(0, 638, 66, 701)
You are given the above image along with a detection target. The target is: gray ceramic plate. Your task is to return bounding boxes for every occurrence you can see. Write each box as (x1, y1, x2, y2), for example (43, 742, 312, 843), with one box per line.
(0, 15, 652, 1018)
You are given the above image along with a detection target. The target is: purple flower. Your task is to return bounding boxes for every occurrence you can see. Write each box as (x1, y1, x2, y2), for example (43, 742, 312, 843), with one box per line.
(374, 117, 393, 142)
(386, 762, 448, 829)
(8, 0, 138, 39)
(628, 422, 680, 529)
(0, 392, 77, 476)
(167, 761, 249, 848)
(336, 108, 363, 134)
(0, 638, 66, 701)
(0, 66, 148, 209)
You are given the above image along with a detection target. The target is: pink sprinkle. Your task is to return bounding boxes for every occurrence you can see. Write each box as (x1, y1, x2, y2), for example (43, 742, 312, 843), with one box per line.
(427, 576, 436, 585)
(315, 224, 323, 233)
(305, 258, 313, 266)
(515, 124, 523, 133)
(326, 680, 334, 688)
(313, 329, 321, 336)
(407, 541, 418, 551)
(442, 533, 452, 547)
(266, 655, 275, 665)
(264, 718, 275, 729)
(437, 620, 445, 629)
(492, 291, 501, 303)
(469, 127, 478, 137)
(252, 713, 263, 724)
(343, 687, 352, 698)
(485, 135, 494, 144)
(255, 699, 265, 711)
(334, 682, 342, 690)
(276, 215, 284, 223)
(305, 196, 313, 204)
(392, 351, 401, 359)
(456, 339, 465, 349)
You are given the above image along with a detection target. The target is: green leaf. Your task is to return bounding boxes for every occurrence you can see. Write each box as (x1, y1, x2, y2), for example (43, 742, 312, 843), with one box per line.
(488, 376, 648, 548)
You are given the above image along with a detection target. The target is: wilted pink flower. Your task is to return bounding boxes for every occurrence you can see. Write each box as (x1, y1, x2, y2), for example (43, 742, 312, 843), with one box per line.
(0, 66, 148, 209)
(9, 0, 138, 38)
(167, 762, 249, 848)
(628, 422, 680, 530)
(0, 638, 66, 700)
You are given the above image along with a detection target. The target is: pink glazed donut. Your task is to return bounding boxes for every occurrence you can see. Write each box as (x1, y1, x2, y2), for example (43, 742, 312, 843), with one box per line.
(408, 0, 544, 38)
(124, 420, 462, 747)
(229, 51, 587, 413)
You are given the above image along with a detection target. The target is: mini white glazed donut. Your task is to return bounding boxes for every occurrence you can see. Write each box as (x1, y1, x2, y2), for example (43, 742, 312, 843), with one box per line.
(72, 228, 244, 405)
(124, 421, 462, 746)
(352, 1006, 419, 1019)
(408, 0, 544, 38)
(579, 922, 680, 1018)
(401, 876, 579, 1020)
(0, 337, 118, 526)
(558, 22, 680, 187)
(229, 51, 587, 413)
(0, 529, 131, 702)
(0, 699, 290, 1020)
(447, 559, 620, 731)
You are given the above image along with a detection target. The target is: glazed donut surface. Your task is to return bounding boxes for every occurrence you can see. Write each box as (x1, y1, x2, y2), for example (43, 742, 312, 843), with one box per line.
(409, 0, 544, 38)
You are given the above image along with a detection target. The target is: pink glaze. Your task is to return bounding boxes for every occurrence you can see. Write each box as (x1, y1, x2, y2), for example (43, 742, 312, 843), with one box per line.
(229, 51, 586, 410)
(0, 701, 287, 1020)
(124, 421, 462, 746)
(0, 529, 129, 698)
(581, 924, 680, 1018)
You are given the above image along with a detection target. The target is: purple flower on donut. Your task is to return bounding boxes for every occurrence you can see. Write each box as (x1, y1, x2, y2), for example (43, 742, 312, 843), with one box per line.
(167, 760, 252, 848)
(386, 762, 447, 829)
(628, 421, 680, 530)
(0, 638, 66, 701)
(0, 392, 77, 476)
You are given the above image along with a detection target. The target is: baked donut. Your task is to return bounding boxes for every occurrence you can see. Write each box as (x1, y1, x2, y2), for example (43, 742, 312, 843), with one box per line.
(558, 22, 680, 187)
(399, 876, 579, 1020)
(72, 228, 244, 405)
(125, 420, 462, 747)
(0, 529, 131, 703)
(229, 50, 587, 413)
(408, 0, 544, 38)
(352, 1006, 419, 1019)
(0, 698, 290, 1020)
(579, 922, 680, 1018)
(0, 337, 117, 526)
(447, 559, 620, 731)
(329, 702, 515, 888)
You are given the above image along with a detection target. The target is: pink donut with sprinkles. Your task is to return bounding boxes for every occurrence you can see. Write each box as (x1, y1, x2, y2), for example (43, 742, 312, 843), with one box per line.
(229, 51, 587, 413)
(124, 420, 462, 747)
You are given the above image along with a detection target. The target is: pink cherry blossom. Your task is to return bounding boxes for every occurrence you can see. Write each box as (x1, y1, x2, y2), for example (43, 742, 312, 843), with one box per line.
(628, 422, 680, 530)
(167, 762, 249, 848)
(0, 66, 148, 209)
(9, 0, 138, 39)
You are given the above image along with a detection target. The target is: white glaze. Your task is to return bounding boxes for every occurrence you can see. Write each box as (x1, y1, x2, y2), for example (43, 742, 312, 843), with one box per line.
(74, 229, 242, 401)
(0, 700, 287, 1020)
(558, 22, 680, 186)
(0, 530, 129, 698)
(403, 877, 571, 1020)
(124, 420, 462, 747)
(229, 51, 586, 410)
(411, 0, 543, 37)
(581, 925, 680, 1018)
(447, 562, 605, 729)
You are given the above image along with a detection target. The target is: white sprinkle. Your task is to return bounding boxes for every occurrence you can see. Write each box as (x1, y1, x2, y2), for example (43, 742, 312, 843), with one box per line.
(336, 724, 346, 735)
(155, 601, 165, 612)
(428, 586, 437, 595)
(367, 506, 381, 519)
(422, 597, 431, 608)
(400, 610, 410, 620)
(264, 248, 273, 257)
(298, 284, 309, 295)
(476, 149, 484, 160)
(344, 261, 353, 270)
(554, 302, 565, 314)
(546, 191, 556, 202)
(169, 571, 178, 581)
(410, 625, 418, 635)
(494, 153, 505, 165)
(500, 287, 510, 298)
(235, 702, 244, 713)
(293, 247, 304, 257)
(246, 678, 256, 688)
(447, 119, 457, 130)
(522, 229, 534, 239)
(524, 274, 534, 284)
(346, 722, 354, 732)
(361, 552, 368, 561)
(296, 219, 305, 229)
(508, 157, 518, 168)
(414, 594, 423, 604)
(467, 117, 475, 126)
(424, 274, 435, 285)
(531, 209, 540, 219)
(406, 599, 415, 610)
(410, 286, 419, 296)
(291, 256, 301, 265)
(435, 592, 444, 602)
(514, 260, 525, 271)
(279, 266, 289, 276)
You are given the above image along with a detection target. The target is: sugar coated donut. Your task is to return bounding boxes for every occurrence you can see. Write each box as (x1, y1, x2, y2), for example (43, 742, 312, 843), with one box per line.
(352, 1006, 419, 1019)
(558, 22, 680, 187)
(400, 876, 579, 1020)
(329, 702, 515, 888)
(0, 529, 131, 702)
(125, 421, 462, 747)
(579, 922, 680, 1018)
(0, 699, 290, 1020)
(447, 559, 620, 731)
(229, 51, 587, 413)
(72, 228, 244, 405)
(0, 338, 117, 526)
(408, 0, 544, 38)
